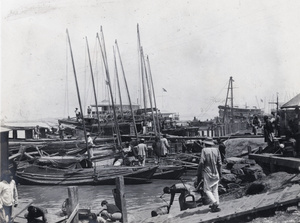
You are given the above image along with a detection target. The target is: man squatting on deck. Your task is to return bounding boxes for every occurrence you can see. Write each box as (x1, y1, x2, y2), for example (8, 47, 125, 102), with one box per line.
(97, 200, 122, 223)
(0, 170, 18, 223)
(197, 138, 222, 212)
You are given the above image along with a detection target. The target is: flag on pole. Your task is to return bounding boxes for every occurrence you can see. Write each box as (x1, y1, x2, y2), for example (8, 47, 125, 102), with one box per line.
(162, 88, 167, 92)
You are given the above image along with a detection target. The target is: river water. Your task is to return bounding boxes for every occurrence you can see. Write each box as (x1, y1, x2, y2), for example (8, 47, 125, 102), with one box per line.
(17, 171, 197, 222)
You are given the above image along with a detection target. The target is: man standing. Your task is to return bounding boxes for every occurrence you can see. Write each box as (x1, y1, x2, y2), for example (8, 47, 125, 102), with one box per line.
(87, 133, 95, 159)
(0, 170, 18, 223)
(136, 139, 147, 166)
(58, 123, 65, 140)
(87, 106, 92, 118)
(161, 134, 170, 156)
(197, 138, 222, 212)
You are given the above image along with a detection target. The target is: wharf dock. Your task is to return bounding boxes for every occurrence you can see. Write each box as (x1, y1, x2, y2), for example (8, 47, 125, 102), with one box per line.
(141, 184, 300, 223)
(249, 153, 300, 173)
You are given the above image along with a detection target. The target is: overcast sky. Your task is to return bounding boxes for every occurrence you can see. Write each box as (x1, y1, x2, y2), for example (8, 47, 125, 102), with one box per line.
(1, 0, 300, 123)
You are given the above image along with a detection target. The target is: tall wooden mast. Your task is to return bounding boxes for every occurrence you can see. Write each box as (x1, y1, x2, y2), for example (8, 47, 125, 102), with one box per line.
(113, 46, 124, 119)
(96, 32, 122, 148)
(141, 48, 157, 136)
(66, 29, 89, 157)
(147, 55, 160, 134)
(223, 76, 234, 123)
(85, 37, 101, 134)
(137, 24, 147, 113)
(115, 40, 139, 140)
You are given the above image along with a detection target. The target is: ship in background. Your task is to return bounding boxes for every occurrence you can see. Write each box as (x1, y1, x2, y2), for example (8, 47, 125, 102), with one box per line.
(217, 76, 264, 124)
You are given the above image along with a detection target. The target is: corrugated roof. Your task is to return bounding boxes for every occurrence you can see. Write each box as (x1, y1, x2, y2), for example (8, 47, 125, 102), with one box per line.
(281, 93, 300, 109)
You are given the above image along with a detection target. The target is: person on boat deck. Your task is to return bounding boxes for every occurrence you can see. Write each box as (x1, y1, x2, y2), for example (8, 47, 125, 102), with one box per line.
(122, 141, 136, 166)
(161, 134, 170, 156)
(252, 115, 261, 135)
(97, 200, 122, 223)
(34, 125, 40, 139)
(24, 205, 47, 223)
(263, 115, 274, 148)
(87, 106, 92, 118)
(152, 136, 163, 163)
(137, 138, 147, 166)
(0, 170, 18, 223)
(162, 182, 200, 212)
(58, 123, 65, 140)
(75, 108, 80, 121)
(197, 138, 222, 213)
(87, 133, 95, 158)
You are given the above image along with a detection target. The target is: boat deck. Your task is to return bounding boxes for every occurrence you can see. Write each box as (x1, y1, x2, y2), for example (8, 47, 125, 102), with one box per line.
(141, 184, 300, 223)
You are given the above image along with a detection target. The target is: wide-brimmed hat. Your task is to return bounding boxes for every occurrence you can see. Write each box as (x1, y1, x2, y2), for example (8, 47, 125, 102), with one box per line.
(203, 137, 215, 146)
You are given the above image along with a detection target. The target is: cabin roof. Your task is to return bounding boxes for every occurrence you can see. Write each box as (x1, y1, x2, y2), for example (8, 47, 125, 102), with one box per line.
(281, 93, 300, 109)
(0, 126, 11, 133)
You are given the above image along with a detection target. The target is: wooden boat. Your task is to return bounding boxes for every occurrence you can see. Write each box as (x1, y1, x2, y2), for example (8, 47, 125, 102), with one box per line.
(15, 163, 158, 185)
(4, 123, 116, 154)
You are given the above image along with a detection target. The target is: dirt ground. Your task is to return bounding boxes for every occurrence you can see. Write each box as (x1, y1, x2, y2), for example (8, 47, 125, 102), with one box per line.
(222, 137, 300, 223)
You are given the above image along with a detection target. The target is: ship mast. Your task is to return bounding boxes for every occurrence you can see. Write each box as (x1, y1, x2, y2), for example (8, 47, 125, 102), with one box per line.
(85, 37, 101, 134)
(66, 29, 89, 158)
(223, 76, 234, 123)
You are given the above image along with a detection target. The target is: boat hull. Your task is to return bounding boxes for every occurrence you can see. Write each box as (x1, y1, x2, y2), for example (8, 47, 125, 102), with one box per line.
(16, 165, 158, 185)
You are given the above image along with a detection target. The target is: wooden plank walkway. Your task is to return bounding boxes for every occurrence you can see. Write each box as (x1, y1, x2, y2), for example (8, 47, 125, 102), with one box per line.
(141, 184, 300, 223)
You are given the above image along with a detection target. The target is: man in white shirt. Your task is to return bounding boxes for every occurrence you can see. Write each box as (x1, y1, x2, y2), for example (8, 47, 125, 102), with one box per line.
(0, 170, 18, 223)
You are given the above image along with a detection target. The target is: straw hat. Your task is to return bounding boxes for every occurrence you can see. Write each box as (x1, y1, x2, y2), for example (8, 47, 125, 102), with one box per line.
(203, 137, 215, 146)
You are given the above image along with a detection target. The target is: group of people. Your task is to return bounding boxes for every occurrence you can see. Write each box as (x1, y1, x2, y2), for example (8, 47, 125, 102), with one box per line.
(162, 137, 223, 213)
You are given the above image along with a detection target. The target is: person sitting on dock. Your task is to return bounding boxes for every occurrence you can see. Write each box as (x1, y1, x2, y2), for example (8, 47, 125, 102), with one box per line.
(137, 139, 147, 166)
(97, 200, 122, 223)
(24, 205, 47, 223)
(161, 134, 170, 156)
(197, 138, 222, 213)
(0, 170, 18, 223)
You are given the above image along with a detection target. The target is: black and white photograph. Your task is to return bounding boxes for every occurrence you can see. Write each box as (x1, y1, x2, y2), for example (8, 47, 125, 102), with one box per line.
(1, 0, 300, 222)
